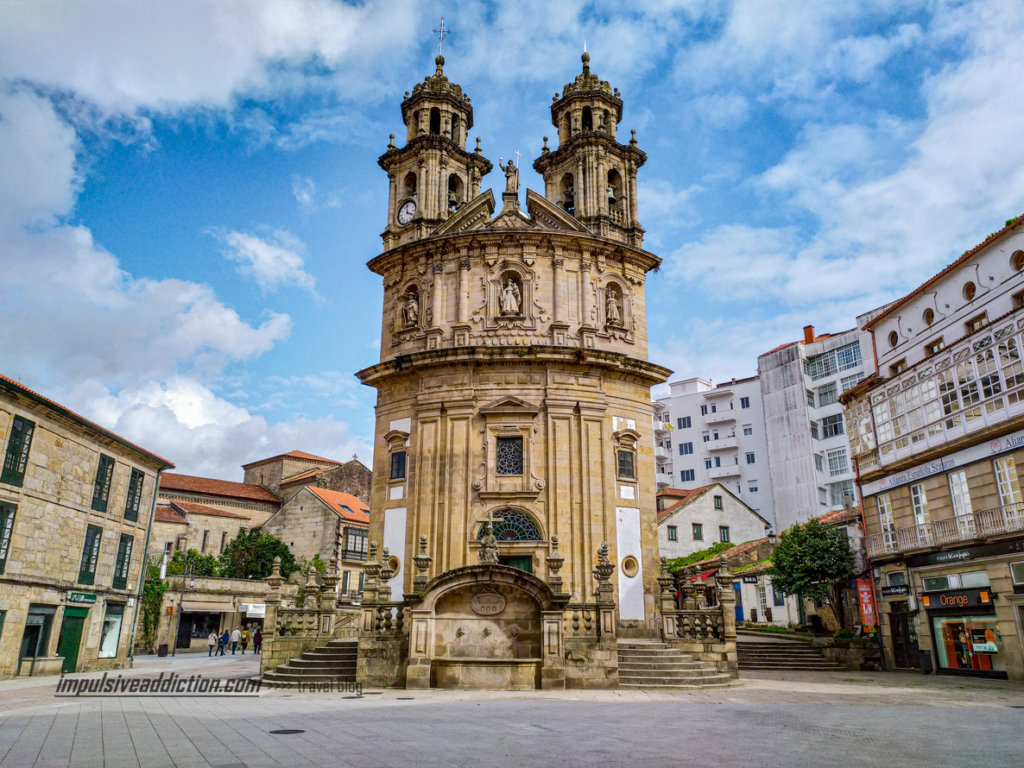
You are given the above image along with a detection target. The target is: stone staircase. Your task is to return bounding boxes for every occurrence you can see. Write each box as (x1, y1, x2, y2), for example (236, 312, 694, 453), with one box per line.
(617, 641, 737, 689)
(260, 638, 358, 688)
(737, 637, 845, 671)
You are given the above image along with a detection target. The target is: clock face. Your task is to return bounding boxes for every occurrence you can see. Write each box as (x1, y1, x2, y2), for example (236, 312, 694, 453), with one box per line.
(397, 199, 417, 226)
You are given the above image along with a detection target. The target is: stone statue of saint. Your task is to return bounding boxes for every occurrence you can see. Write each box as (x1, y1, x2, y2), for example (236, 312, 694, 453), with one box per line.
(606, 290, 620, 325)
(479, 521, 500, 565)
(402, 293, 419, 328)
(499, 158, 519, 194)
(499, 279, 521, 316)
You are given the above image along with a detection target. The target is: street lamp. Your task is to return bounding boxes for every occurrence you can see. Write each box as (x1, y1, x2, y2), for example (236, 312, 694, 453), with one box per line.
(171, 557, 195, 657)
(767, 530, 777, 546)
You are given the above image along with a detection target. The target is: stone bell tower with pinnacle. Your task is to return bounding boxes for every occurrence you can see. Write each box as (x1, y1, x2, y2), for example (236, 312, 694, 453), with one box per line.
(353, 49, 734, 691)
(533, 52, 646, 247)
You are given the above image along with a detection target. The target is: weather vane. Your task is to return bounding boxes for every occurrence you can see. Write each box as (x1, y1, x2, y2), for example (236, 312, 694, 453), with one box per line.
(433, 17, 453, 56)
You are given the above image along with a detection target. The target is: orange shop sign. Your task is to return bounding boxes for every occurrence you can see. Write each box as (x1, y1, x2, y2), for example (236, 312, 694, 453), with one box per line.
(920, 588, 992, 610)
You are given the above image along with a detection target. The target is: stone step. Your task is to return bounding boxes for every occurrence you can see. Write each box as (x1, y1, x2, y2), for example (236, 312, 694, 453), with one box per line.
(619, 675, 738, 689)
(286, 658, 357, 670)
(738, 654, 837, 663)
(301, 650, 358, 660)
(740, 664, 845, 671)
(262, 670, 357, 684)
(618, 661, 706, 671)
(616, 668, 724, 679)
(617, 642, 670, 649)
(616, 648, 691, 656)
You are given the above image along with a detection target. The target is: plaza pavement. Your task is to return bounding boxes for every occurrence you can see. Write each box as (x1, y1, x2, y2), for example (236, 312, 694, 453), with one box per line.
(1, 653, 1023, 767)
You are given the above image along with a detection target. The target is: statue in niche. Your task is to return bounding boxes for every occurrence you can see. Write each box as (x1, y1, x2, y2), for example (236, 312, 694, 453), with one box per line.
(402, 292, 419, 328)
(478, 520, 500, 565)
(499, 279, 521, 316)
(606, 290, 621, 326)
(498, 158, 519, 194)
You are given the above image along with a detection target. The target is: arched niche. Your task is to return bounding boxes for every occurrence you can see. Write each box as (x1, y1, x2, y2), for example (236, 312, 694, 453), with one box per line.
(607, 169, 623, 208)
(599, 277, 634, 342)
(400, 282, 421, 329)
(560, 173, 575, 215)
(451, 113, 461, 144)
(448, 174, 465, 211)
(582, 106, 593, 132)
(497, 268, 525, 319)
(404, 171, 418, 198)
(429, 107, 441, 136)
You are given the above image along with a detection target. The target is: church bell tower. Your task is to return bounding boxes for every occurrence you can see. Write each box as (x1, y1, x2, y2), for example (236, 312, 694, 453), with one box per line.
(533, 52, 646, 247)
(378, 55, 493, 250)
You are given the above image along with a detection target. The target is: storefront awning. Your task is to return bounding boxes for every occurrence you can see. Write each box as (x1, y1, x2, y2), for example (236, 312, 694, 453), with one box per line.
(181, 600, 235, 613)
(690, 570, 717, 582)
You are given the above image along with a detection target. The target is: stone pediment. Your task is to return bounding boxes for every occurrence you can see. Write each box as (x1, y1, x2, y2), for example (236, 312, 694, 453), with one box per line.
(478, 395, 540, 416)
(432, 190, 496, 235)
(525, 188, 592, 233)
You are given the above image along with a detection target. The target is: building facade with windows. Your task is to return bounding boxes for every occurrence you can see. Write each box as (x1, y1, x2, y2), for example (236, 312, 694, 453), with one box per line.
(653, 376, 773, 526)
(0, 374, 173, 679)
(759, 325, 873, 532)
(844, 214, 1024, 680)
(656, 485, 771, 561)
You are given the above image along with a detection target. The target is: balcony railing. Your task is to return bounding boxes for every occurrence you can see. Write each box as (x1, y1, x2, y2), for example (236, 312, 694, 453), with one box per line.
(707, 435, 738, 452)
(709, 464, 741, 480)
(655, 421, 672, 433)
(341, 548, 368, 561)
(705, 412, 736, 425)
(865, 502, 1024, 558)
(655, 445, 670, 460)
(656, 471, 673, 487)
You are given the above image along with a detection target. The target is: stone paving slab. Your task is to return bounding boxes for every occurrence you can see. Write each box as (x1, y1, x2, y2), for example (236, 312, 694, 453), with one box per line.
(1, 668, 1023, 767)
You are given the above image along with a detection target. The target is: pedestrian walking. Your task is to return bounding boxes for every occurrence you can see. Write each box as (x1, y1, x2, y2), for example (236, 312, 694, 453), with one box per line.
(231, 627, 241, 655)
(240, 628, 250, 654)
(207, 631, 217, 657)
(253, 629, 262, 655)
(219, 630, 229, 656)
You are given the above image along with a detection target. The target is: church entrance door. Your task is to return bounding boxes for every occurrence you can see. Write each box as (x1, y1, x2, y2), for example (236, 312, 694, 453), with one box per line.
(500, 556, 533, 574)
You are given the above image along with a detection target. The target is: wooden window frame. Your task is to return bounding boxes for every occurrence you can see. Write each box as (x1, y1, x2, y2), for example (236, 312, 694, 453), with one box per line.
(1, 415, 35, 487)
(964, 312, 989, 335)
(0, 503, 15, 575)
(92, 454, 115, 513)
(692, 523, 703, 541)
(79, 524, 103, 586)
(667, 525, 677, 541)
(112, 533, 133, 590)
(124, 468, 144, 522)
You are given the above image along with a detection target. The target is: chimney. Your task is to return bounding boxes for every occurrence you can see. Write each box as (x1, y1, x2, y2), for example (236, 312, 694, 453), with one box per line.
(803, 325, 815, 344)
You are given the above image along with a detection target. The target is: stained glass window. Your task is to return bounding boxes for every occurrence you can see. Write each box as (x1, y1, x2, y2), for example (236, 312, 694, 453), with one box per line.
(478, 509, 541, 541)
(496, 437, 523, 475)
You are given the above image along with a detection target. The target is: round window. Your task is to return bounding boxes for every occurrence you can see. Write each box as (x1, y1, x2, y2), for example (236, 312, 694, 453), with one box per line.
(923, 307, 934, 326)
(387, 555, 401, 573)
(1012, 250, 1024, 272)
(888, 331, 898, 348)
(621, 555, 639, 578)
(963, 281, 976, 301)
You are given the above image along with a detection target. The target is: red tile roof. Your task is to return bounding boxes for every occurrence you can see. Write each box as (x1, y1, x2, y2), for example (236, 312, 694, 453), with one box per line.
(281, 467, 323, 485)
(171, 500, 249, 520)
(160, 473, 280, 503)
(865, 213, 1024, 329)
(0, 373, 174, 469)
(691, 538, 766, 570)
(657, 486, 713, 523)
(241, 450, 342, 469)
(155, 505, 188, 525)
(816, 507, 862, 526)
(307, 487, 370, 523)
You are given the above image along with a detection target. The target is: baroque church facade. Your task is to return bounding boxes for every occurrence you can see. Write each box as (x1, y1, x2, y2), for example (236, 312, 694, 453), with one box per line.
(354, 53, 687, 689)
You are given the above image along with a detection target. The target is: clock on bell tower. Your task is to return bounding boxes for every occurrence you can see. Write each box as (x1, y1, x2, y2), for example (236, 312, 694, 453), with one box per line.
(378, 56, 493, 250)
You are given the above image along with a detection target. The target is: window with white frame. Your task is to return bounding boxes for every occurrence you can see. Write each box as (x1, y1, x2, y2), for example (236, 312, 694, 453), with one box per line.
(1011, 561, 1024, 585)
(910, 483, 929, 526)
(804, 342, 861, 381)
(817, 382, 838, 407)
(877, 493, 896, 547)
(994, 456, 1023, 508)
(829, 480, 856, 506)
(749, 484, 758, 493)
(827, 448, 849, 477)
(740, 397, 750, 409)
(680, 469, 695, 482)
(821, 414, 845, 438)
(746, 452, 755, 465)
(757, 583, 768, 616)
(948, 470, 974, 518)
(814, 454, 824, 472)
(806, 390, 815, 407)
(840, 373, 864, 392)
(743, 425, 753, 436)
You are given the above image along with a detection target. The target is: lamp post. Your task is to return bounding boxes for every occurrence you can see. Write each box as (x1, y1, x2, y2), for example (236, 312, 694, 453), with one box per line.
(767, 530, 777, 547)
(171, 557, 195, 657)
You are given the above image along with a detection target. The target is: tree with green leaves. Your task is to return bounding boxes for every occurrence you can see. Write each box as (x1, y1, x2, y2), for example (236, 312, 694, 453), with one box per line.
(167, 548, 220, 578)
(139, 563, 168, 653)
(218, 529, 297, 580)
(767, 518, 854, 615)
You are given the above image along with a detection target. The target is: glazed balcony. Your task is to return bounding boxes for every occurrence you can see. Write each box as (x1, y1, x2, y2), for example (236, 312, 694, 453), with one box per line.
(865, 502, 1024, 558)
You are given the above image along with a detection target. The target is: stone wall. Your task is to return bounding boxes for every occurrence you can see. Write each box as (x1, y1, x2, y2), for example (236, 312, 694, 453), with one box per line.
(0, 385, 168, 679)
(314, 460, 372, 505)
(151, 511, 252, 561)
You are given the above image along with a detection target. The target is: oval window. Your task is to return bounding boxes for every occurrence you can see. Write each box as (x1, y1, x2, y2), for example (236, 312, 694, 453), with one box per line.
(1012, 251, 1024, 272)
(923, 308, 934, 326)
(963, 281, 976, 301)
(387, 555, 401, 573)
(888, 331, 898, 348)
(621, 555, 639, 578)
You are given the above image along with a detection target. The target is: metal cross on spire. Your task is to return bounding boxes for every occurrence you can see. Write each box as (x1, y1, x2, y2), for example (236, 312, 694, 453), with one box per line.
(433, 17, 453, 55)
(513, 149, 522, 168)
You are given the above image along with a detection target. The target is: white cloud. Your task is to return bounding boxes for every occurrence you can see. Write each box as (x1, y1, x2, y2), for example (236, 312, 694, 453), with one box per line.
(292, 174, 342, 215)
(211, 227, 317, 293)
(75, 377, 370, 479)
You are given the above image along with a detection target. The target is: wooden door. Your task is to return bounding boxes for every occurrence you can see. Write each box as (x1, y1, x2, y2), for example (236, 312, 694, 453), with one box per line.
(888, 603, 920, 669)
(58, 610, 88, 674)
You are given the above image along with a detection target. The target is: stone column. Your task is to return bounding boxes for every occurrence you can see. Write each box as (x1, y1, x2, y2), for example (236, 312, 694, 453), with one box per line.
(628, 171, 639, 225)
(387, 172, 397, 227)
(431, 261, 444, 327)
(457, 257, 470, 323)
(406, 609, 434, 689)
(552, 251, 565, 323)
(575, 158, 584, 217)
(541, 611, 566, 689)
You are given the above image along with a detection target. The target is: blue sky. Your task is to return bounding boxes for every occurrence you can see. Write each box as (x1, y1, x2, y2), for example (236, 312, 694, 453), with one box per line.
(2, 0, 1024, 479)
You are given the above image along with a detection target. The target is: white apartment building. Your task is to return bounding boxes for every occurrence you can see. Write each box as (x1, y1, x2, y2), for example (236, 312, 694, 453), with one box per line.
(653, 376, 773, 526)
(758, 325, 874, 532)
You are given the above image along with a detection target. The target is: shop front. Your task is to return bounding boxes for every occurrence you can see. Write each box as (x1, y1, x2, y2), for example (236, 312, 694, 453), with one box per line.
(922, 587, 1006, 679)
(176, 601, 234, 650)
